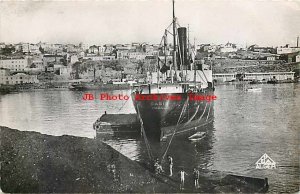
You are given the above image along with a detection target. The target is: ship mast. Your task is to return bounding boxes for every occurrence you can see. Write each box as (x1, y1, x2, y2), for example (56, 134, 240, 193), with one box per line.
(172, 0, 176, 83)
(194, 37, 196, 87)
(187, 24, 190, 80)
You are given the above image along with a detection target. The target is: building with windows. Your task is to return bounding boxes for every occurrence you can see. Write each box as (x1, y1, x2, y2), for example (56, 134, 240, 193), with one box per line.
(277, 45, 300, 54)
(0, 68, 10, 77)
(21, 43, 41, 54)
(79, 43, 90, 52)
(0, 58, 29, 71)
(0, 68, 39, 85)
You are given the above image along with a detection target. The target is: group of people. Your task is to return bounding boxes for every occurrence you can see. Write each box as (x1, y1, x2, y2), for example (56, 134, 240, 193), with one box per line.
(179, 168, 200, 190)
(154, 155, 201, 190)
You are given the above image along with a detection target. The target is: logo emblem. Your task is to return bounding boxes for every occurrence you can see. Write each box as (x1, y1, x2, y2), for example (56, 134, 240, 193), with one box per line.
(255, 153, 276, 169)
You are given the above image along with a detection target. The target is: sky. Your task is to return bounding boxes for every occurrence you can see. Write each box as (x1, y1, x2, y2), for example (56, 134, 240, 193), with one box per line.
(0, 0, 299, 47)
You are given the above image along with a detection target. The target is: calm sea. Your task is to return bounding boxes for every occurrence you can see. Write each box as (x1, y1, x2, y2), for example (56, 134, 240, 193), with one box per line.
(0, 83, 299, 193)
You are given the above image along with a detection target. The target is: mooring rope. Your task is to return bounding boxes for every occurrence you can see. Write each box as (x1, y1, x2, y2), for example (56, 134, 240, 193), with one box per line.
(117, 97, 129, 112)
(198, 102, 208, 122)
(136, 104, 153, 161)
(206, 101, 212, 122)
(183, 104, 200, 126)
(161, 96, 189, 161)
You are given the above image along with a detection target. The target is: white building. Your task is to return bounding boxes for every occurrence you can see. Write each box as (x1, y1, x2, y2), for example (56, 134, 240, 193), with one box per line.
(0, 71, 39, 85)
(220, 43, 238, 53)
(79, 43, 90, 52)
(296, 55, 300, 62)
(277, 46, 300, 54)
(0, 68, 10, 77)
(70, 55, 79, 65)
(0, 58, 29, 71)
(213, 73, 236, 82)
(21, 43, 40, 54)
(98, 46, 105, 54)
(117, 50, 129, 59)
(243, 72, 295, 81)
(128, 52, 147, 60)
(266, 56, 276, 61)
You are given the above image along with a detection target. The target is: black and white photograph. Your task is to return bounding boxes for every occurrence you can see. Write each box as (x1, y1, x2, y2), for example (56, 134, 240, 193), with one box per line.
(0, 0, 299, 193)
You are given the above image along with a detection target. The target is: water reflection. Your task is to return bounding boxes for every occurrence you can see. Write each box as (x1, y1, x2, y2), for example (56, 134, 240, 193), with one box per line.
(0, 90, 135, 138)
(104, 119, 215, 175)
(0, 83, 299, 192)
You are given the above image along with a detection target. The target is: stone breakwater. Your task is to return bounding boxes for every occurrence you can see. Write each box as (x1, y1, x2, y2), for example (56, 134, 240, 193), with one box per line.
(0, 126, 174, 193)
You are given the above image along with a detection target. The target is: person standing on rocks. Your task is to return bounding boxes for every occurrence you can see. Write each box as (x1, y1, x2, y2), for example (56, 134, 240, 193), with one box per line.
(193, 168, 200, 189)
(179, 169, 188, 190)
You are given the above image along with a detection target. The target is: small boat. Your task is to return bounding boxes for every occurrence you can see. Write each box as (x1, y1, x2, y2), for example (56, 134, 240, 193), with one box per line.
(188, 132, 206, 141)
(267, 80, 278, 84)
(246, 88, 262, 92)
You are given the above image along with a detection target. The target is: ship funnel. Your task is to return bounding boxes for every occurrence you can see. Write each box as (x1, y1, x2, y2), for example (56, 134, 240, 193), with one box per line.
(177, 27, 188, 69)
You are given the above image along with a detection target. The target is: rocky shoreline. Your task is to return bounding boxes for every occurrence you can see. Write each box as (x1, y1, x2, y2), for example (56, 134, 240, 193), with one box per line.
(0, 126, 269, 193)
(0, 126, 174, 193)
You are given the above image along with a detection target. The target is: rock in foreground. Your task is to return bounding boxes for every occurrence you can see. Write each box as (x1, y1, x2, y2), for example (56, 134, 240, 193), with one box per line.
(0, 126, 173, 193)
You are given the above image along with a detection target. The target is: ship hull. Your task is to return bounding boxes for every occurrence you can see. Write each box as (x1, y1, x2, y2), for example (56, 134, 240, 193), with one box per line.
(69, 83, 130, 91)
(131, 90, 214, 141)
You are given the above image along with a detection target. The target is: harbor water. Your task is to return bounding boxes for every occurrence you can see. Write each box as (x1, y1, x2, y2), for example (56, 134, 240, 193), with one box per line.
(0, 83, 299, 193)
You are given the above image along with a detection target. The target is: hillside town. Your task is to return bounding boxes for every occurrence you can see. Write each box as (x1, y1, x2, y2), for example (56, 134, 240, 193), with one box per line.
(0, 38, 300, 91)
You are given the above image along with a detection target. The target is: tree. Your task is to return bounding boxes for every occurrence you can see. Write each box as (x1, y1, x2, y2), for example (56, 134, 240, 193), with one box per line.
(39, 46, 45, 54)
(1, 46, 15, 55)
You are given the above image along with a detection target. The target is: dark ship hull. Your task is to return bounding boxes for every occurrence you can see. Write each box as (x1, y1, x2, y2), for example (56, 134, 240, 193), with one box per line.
(131, 89, 214, 140)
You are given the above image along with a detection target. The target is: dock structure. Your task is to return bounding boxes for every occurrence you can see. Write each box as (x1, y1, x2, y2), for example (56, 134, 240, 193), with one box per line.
(213, 73, 237, 83)
(149, 169, 268, 193)
(243, 72, 295, 82)
(93, 113, 141, 137)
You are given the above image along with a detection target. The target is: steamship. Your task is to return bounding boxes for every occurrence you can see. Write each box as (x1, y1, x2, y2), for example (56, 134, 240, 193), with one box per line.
(131, 0, 214, 141)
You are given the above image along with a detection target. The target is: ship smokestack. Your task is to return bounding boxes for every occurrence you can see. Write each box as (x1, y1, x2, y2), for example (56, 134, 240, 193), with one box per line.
(177, 27, 188, 69)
